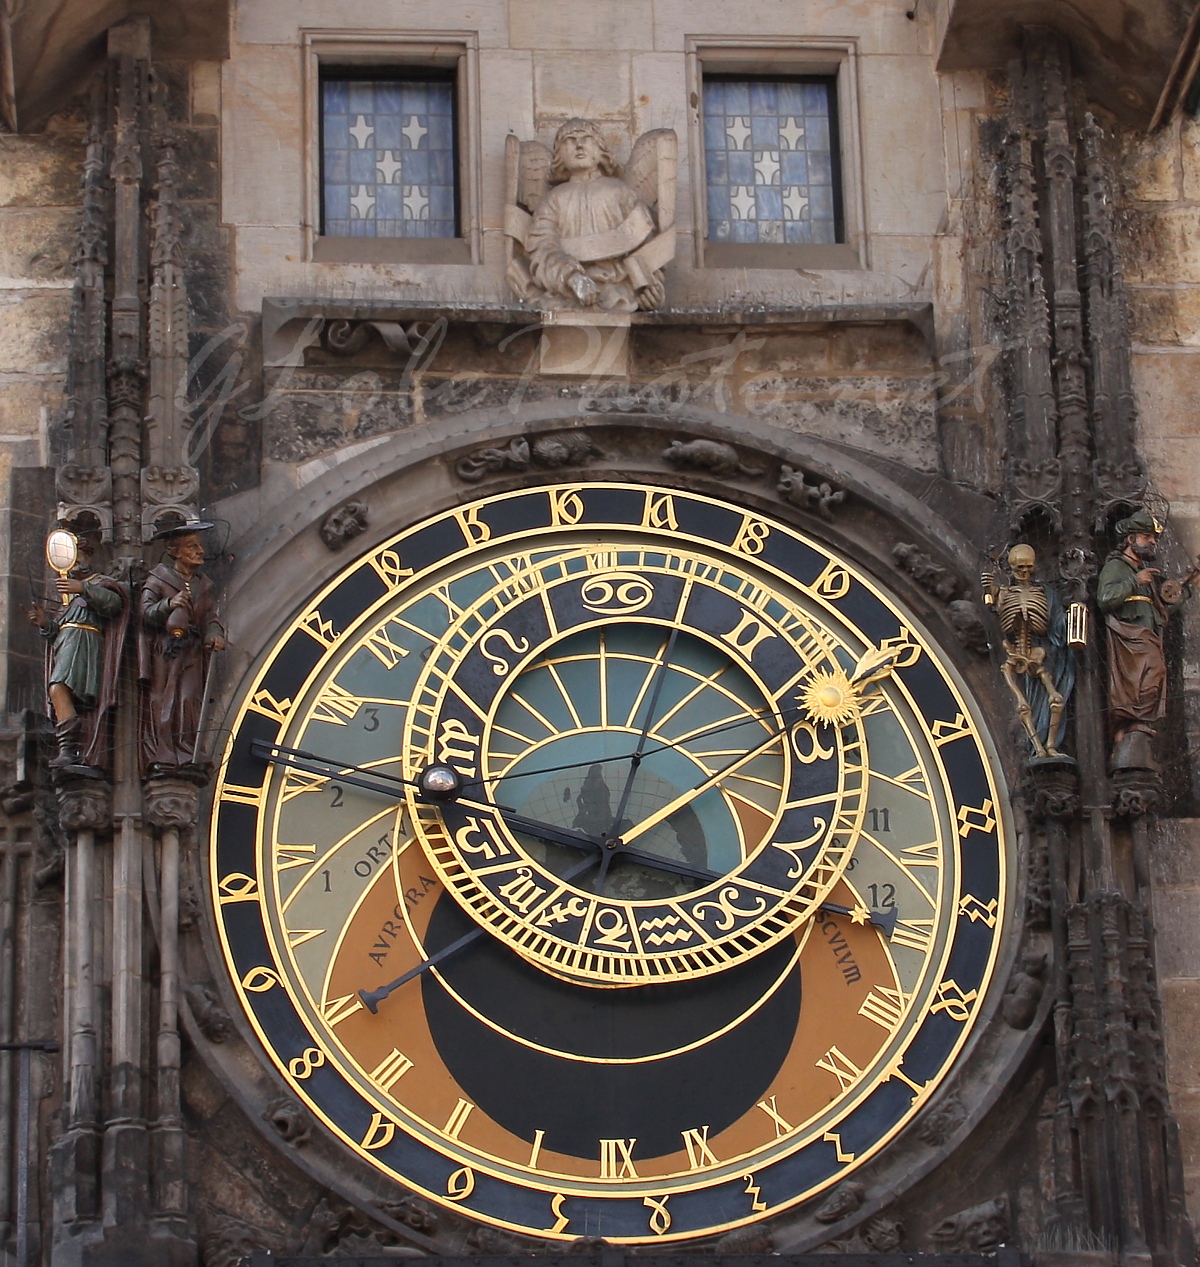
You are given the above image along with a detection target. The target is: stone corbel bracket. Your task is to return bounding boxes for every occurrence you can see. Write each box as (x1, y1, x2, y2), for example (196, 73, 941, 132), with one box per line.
(140, 464, 201, 541)
(56, 463, 114, 537)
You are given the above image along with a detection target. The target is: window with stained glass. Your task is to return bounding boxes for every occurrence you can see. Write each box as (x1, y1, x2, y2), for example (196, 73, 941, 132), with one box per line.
(321, 72, 457, 239)
(703, 76, 841, 247)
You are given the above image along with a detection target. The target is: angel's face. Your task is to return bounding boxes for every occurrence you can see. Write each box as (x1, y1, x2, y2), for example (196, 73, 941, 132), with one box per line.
(557, 128, 603, 175)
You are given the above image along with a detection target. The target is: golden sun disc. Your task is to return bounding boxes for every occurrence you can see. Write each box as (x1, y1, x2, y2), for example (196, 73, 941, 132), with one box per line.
(800, 670, 861, 727)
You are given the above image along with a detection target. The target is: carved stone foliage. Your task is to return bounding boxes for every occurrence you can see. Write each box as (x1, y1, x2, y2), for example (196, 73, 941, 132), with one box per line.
(320, 500, 370, 551)
(263, 1095, 311, 1145)
(776, 464, 846, 519)
(56, 780, 112, 833)
(662, 438, 763, 479)
(323, 317, 434, 360)
(504, 122, 677, 312)
(892, 543, 989, 656)
(56, 464, 114, 536)
(141, 465, 201, 541)
(1008, 458, 1063, 534)
(143, 776, 201, 831)
(1002, 950, 1047, 1029)
(930, 1196, 1010, 1253)
(916, 1093, 968, 1147)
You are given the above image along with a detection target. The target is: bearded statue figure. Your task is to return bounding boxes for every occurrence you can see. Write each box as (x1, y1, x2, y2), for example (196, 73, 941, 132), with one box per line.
(504, 119, 677, 313)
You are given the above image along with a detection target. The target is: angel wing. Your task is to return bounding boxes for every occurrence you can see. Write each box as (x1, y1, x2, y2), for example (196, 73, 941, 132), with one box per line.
(624, 128, 678, 229)
(505, 135, 553, 213)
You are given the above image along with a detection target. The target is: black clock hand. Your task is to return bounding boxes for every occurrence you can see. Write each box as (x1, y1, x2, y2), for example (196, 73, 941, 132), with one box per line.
(252, 740, 418, 798)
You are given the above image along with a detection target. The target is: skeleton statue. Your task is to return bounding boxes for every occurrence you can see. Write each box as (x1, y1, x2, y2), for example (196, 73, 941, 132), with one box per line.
(504, 119, 677, 312)
(982, 544, 1074, 760)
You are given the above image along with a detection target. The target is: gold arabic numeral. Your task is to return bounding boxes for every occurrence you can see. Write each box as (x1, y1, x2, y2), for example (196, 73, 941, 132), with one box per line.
(446, 1167, 476, 1202)
(274, 841, 317, 873)
(599, 1138, 638, 1179)
(444, 1099, 475, 1140)
(643, 1195, 671, 1236)
(932, 713, 972, 746)
(286, 927, 324, 949)
(370, 1048, 415, 1092)
(823, 1131, 856, 1163)
(930, 978, 979, 1023)
(642, 491, 678, 531)
(958, 894, 999, 926)
(720, 608, 778, 660)
(367, 546, 414, 591)
(548, 487, 585, 526)
(240, 965, 281, 993)
(756, 1095, 794, 1138)
(527, 1129, 546, 1169)
(454, 504, 492, 546)
(681, 1125, 719, 1170)
(362, 1112, 398, 1150)
(811, 560, 851, 601)
(217, 872, 260, 903)
(816, 1045, 863, 1092)
(322, 992, 364, 1028)
(547, 1192, 569, 1235)
(247, 689, 292, 724)
(732, 515, 771, 556)
(891, 918, 934, 953)
(859, 986, 909, 1030)
(957, 799, 997, 838)
(454, 816, 513, 863)
(299, 606, 339, 647)
(363, 625, 410, 670)
(743, 1174, 767, 1213)
(287, 1047, 326, 1080)
(436, 718, 479, 777)
(497, 868, 548, 915)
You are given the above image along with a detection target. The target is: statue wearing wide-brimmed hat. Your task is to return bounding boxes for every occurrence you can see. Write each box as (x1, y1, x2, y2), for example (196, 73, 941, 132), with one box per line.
(138, 519, 225, 777)
(1097, 507, 1199, 771)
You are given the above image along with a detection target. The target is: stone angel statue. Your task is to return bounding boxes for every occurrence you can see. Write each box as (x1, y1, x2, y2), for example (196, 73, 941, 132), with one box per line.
(504, 119, 677, 312)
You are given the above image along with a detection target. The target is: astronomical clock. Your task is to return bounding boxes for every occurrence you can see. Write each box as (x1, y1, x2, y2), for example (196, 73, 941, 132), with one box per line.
(208, 474, 1012, 1246)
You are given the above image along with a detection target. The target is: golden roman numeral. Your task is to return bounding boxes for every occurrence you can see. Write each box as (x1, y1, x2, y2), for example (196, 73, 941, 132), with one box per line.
(280, 770, 327, 801)
(902, 841, 941, 869)
(891, 918, 935, 953)
(681, 1126, 719, 1170)
(220, 783, 262, 806)
(444, 1099, 474, 1140)
(859, 986, 908, 1030)
(370, 1048, 415, 1092)
(311, 682, 366, 726)
(363, 625, 409, 669)
(816, 1045, 863, 1091)
(286, 927, 324, 948)
(322, 993, 363, 1027)
(756, 1096, 793, 1137)
(527, 1129, 546, 1169)
(599, 1138, 638, 1179)
(274, 842, 317, 872)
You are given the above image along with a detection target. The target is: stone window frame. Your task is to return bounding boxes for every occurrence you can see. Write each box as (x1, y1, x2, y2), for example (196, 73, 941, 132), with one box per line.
(684, 36, 867, 271)
(302, 30, 482, 265)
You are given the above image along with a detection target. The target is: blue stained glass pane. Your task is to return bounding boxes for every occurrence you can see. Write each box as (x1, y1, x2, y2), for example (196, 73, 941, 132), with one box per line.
(750, 82, 778, 115)
(703, 76, 838, 245)
(322, 76, 458, 239)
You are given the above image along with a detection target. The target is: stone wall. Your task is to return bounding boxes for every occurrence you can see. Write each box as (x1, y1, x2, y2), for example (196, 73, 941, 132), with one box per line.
(1124, 109, 1200, 1226)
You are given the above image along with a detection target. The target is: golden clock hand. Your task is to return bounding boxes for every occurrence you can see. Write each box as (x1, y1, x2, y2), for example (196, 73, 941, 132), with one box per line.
(615, 725, 789, 847)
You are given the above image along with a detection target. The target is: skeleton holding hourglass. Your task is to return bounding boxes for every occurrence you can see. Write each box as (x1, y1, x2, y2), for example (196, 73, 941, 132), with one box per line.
(982, 544, 1075, 760)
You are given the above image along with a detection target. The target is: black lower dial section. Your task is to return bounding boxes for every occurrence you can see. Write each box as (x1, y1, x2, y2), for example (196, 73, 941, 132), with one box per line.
(422, 893, 801, 1163)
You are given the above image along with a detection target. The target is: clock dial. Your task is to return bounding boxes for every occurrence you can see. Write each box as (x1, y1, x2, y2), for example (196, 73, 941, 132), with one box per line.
(211, 483, 1010, 1243)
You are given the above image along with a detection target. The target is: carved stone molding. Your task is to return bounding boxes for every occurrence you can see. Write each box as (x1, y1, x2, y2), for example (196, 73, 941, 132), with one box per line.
(56, 780, 113, 833)
(1028, 760, 1081, 820)
(320, 500, 370, 551)
(324, 317, 433, 359)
